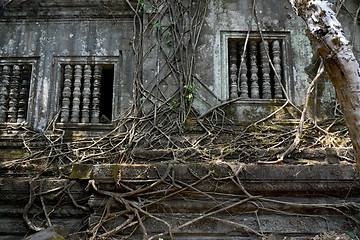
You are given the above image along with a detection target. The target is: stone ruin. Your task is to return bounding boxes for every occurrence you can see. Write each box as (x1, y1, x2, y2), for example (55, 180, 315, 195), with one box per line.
(0, 0, 360, 239)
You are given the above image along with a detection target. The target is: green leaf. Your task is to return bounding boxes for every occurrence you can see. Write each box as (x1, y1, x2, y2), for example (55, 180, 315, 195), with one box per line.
(348, 232, 356, 239)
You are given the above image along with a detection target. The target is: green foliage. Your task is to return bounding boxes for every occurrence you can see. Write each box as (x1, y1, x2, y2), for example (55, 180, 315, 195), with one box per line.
(137, 0, 147, 11)
(170, 100, 178, 111)
(184, 83, 199, 102)
(137, 0, 160, 13)
(28, 171, 34, 177)
(153, 21, 173, 45)
(154, 22, 160, 28)
(348, 232, 357, 239)
(214, 0, 228, 9)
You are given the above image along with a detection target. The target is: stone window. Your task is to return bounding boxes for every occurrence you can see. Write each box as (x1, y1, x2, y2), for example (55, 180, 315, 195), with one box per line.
(0, 63, 32, 124)
(54, 57, 120, 129)
(220, 32, 293, 102)
(58, 63, 114, 125)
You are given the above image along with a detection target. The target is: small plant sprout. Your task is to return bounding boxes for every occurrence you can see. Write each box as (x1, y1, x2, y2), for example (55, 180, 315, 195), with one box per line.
(184, 83, 199, 102)
(214, 0, 228, 9)
(170, 100, 178, 110)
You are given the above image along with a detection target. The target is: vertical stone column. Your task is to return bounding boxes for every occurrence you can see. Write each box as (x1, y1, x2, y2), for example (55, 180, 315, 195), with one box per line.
(272, 40, 283, 99)
(0, 66, 11, 122)
(17, 65, 31, 123)
(7, 65, 21, 122)
(229, 41, 238, 99)
(250, 41, 259, 99)
(81, 65, 92, 123)
(91, 65, 102, 123)
(60, 65, 73, 123)
(70, 65, 83, 123)
(238, 42, 249, 99)
(260, 40, 272, 99)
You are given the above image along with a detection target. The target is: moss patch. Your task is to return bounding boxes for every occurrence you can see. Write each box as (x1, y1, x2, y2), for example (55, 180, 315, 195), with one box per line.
(69, 164, 93, 179)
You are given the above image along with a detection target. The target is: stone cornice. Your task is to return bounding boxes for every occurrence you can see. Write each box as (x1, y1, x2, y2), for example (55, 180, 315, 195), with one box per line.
(1, 0, 138, 18)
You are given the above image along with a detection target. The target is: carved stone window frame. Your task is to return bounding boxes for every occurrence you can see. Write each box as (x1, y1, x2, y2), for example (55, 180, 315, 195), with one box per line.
(220, 31, 294, 103)
(0, 57, 38, 127)
(53, 56, 121, 130)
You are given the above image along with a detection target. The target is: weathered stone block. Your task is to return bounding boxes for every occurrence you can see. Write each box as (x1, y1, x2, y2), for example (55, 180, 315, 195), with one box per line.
(25, 225, 69, 240)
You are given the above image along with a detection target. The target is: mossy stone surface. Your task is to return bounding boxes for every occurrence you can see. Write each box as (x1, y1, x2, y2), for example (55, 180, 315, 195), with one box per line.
(69, 164, 93, 179)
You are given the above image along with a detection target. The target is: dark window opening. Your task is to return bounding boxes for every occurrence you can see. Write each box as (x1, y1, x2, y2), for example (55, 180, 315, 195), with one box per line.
(100, 65, 114, 123)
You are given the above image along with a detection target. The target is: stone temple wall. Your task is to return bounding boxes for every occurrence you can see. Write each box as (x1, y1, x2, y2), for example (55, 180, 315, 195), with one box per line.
(0, 0, 358, 130)
(0, 0, 360, 239)
(0, 0, 136, 131)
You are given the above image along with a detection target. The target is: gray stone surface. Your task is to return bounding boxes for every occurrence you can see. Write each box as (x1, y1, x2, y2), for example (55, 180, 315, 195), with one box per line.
(25, 225, 69, 240)
(1, 0, 360, 239)
(88, 163, 360, 193)
(0, 0, 135, 130)
(0, 0, 358, 129)
(1, 163, 360, 239)
(191, 0, 359, 119)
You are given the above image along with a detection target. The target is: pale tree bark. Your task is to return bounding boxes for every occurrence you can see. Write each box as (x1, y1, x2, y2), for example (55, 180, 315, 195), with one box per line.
(289, 0, 360, 171)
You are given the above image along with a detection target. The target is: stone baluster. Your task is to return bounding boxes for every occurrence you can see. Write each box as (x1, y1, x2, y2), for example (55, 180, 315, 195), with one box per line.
(0, 67, 2, 120)
(272, 40, 283, 99)
(0, 66, 4, 122)
(229, 41, 238, 99)
(238, 42, 249, 99)
(81, 65, 92, 123)
(91, 65, 102, 123)
(70, 65, 82, 123)
(260, 40, 272, 99)
(60, 65, 73, 123)
(17, 65, 31, 123)
(0, 66, 11, 122)
(230, 63, 238, 99)
(7, 65, 21, 122)
(250, 41, 259, 99)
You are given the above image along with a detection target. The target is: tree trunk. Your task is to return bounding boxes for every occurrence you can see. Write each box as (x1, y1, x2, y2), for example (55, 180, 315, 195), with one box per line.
(289, 0, 360, 171)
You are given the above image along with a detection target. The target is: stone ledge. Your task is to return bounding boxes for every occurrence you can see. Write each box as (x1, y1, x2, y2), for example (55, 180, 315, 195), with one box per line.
(69, 163, 360, 194)
(1, 163, 359, 239)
